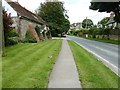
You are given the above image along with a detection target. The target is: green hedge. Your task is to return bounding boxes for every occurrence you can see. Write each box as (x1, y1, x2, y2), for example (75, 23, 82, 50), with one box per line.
(5, 37, 18, 46)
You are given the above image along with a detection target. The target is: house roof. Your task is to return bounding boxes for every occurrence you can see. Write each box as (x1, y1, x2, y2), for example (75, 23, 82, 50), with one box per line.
(6, 0, 46, 25)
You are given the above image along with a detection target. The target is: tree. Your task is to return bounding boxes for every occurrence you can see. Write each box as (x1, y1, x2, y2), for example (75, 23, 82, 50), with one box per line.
(82, 18, 93, 28)
(89, 1, 120, 23)
(37, 0, 70, 36)
(3, 9, 13, 46)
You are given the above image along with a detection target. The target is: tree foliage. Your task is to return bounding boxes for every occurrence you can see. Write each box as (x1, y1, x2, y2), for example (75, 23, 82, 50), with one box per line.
(89, 2, 120, 23)
(37, 1, 70, 36)
(82, 18, 93, 28)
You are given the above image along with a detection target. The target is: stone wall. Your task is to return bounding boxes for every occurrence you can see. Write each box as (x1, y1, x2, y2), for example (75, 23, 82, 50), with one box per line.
(109, 29, 120, 40)
(20, 19, 41, 39)
(12, 17, 42, 40)
(96, 35, 119, 40)
(12, 17, 52, 41)
(12, 17, 20, 33)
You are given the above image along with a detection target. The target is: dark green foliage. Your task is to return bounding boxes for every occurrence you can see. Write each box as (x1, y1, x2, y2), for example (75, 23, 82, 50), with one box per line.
(89, 25, 101, 38)
(89, 2, 120, 23)
(8, 31, 19, 37)
(82, 18, 93, 28)
(37, 1, 70, 36)
(5, 38, 18, 46)
(35, 25, 41, 34)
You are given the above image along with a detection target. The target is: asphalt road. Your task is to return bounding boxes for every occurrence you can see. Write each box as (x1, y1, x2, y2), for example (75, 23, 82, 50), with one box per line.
(67, 35, 119, 75)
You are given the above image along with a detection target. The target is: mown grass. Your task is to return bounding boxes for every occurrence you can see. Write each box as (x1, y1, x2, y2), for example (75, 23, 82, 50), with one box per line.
(0, 53, 2, 89)
(2, 39, 62, 88)
(68, 40, 119, 88)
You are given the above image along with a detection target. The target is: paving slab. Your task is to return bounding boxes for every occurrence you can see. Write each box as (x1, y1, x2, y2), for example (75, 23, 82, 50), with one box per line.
(48, 39, 82, 88)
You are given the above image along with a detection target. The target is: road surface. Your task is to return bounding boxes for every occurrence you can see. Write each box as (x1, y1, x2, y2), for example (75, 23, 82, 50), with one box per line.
(67, 36, 119, 75)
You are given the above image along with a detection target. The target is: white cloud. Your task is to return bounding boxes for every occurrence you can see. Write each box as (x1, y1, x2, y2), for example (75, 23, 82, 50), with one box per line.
(64, 0, 110, 24)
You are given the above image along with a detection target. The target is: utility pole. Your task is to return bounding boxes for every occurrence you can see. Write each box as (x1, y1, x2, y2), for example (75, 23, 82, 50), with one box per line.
(86, 17, 87, 29)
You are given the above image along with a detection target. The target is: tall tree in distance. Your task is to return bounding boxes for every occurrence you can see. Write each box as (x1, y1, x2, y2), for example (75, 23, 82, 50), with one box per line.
(37, 0, 70, 36)
(82, 18, 93, 28)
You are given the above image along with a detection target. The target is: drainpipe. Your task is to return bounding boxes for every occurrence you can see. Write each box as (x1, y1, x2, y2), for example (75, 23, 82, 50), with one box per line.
(86, 17, 88, 29)
(18, 15, 22, 39)
(1, 2, 5, 56)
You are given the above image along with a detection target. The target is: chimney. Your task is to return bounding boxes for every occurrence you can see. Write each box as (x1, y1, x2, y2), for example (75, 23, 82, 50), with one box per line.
(110, 12, 115, 18)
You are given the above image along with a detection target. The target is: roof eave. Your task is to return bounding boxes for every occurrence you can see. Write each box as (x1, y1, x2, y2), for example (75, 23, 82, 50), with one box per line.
(20, 16, 44, 25)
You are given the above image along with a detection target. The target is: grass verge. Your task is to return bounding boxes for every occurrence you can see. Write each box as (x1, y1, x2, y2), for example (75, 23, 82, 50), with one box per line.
(68, 40, 119, 88)
(2, 39, 62, 88)
(0, 54, 2, 89)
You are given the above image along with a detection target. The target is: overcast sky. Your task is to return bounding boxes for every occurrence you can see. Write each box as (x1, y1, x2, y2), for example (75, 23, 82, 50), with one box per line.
(2, 0, 110, 24)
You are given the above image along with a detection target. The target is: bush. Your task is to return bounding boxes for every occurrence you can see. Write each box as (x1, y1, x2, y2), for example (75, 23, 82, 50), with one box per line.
(8, 31, 19, 37)
(20, 38, 37, 43)
(5, 37, 18, 46)
(4, 29, 19, 46)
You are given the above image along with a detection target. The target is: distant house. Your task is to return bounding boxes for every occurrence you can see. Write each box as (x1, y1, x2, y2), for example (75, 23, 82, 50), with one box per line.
(70, 23, 82, 31)
(6, 0, 50, 41)
(106, 12, 120, 29)
(105, 12, 120, 40)
(75, 23, 82, 30)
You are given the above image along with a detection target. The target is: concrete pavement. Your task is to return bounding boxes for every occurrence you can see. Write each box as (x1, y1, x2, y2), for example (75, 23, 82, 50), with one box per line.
(48, 39, 82, 88)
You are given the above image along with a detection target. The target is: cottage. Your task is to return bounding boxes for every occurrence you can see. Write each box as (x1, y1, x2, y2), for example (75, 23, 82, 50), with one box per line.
(106, 12, 120, 29)
(106, 12, 120, 40)
(70, 23, 82, 31)
(6, 0, 51, 42)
